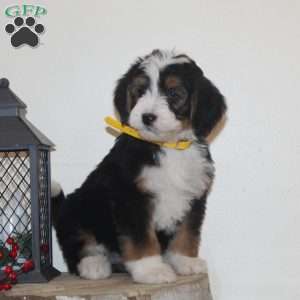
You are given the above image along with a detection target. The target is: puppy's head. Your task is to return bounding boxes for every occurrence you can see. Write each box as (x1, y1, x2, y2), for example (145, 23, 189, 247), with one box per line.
(114, 49, 226, 142)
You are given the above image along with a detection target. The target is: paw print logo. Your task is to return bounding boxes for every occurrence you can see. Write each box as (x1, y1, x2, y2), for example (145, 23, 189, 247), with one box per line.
(5, 17, 44, 48)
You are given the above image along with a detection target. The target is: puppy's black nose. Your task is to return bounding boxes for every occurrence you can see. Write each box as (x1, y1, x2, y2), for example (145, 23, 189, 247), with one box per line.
(142, 113, 157, 126)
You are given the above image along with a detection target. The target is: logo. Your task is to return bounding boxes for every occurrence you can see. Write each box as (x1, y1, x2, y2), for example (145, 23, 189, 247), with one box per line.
(4, 5, 47, 48)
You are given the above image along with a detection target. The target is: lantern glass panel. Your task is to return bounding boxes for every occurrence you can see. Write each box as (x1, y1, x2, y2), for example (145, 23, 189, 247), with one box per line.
(0, 150, 32, 262)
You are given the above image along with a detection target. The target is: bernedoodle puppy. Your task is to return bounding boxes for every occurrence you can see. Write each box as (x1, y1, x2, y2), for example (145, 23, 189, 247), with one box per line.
(52, 49, 226, 284)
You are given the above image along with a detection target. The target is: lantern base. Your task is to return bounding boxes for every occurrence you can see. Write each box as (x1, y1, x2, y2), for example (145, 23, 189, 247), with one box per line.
(18, 266, 60, 283)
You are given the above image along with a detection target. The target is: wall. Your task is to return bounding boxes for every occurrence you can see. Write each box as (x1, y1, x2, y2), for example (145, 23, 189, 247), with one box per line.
(1, 1, 300, 299)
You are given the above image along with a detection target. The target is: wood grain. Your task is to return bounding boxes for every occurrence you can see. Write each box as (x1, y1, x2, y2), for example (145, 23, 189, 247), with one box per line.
(2, 272, 212, 300)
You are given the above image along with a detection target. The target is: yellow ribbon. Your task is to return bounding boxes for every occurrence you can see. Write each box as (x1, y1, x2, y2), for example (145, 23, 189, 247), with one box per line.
(104, 116, 192, 150)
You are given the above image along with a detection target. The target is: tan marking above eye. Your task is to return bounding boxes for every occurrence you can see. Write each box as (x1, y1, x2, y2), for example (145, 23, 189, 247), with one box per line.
(165, 76, 182, 88)
(132, 76, 148, 86)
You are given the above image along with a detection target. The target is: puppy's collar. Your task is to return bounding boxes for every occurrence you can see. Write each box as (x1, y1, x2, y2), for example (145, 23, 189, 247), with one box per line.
(105, 116, 192, 150)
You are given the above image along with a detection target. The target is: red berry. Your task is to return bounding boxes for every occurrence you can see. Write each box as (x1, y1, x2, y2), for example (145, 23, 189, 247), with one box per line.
(40, 244, 49, 253)
(12, 244, 19, 252)
(6, 237, 14, 245)
(22, 265, 29, 272)
(22, 260, 34, 272)
(0, 251, 4, 260)
(4, 265, 13, 275)
(8, 250, 17, 259)
(8, 271, 17, 282)
(3, 283, 12, 290)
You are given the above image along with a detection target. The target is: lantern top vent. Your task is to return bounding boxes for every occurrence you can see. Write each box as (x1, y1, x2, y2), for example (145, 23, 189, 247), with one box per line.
(0, 78, 54, 149)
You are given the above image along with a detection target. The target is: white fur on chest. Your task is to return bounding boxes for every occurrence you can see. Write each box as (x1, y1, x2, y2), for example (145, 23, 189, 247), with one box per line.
(140, 144, 214, 233)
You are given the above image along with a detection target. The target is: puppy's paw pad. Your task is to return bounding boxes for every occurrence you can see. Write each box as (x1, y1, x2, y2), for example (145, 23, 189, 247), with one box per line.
(133, 263, 176, 284)
(78, 255, 111, 280)
(165, 253, 207, 275)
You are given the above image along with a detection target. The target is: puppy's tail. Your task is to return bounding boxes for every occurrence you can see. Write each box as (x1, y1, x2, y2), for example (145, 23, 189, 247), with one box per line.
(51, 180, 65, 229)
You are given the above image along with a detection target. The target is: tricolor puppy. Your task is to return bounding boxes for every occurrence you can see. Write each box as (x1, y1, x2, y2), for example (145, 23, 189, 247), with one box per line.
(52, 49, 226, 284)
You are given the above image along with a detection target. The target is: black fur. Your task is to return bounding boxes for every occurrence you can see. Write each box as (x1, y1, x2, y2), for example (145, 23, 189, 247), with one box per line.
(114, 60, 146, 124)
(54, 135, 162, 273)
(192, 76, 226, 138)
(160, 61, 226, 138)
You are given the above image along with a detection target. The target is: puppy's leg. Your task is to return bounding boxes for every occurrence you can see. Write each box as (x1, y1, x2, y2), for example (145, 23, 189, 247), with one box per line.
(78, 253, 111, 280)
(113, 190, 176, 283)
(121, 229, 176, 284)
(77, 232, 111, 280)
(164, 196, 207, 275)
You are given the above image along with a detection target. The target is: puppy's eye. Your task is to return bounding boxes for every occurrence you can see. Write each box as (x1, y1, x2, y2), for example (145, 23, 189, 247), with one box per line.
(167, 88, 179, 99)
(167, 87, 187, 101)
(131, 86, 146, 98)
(136, 87, 145, 97)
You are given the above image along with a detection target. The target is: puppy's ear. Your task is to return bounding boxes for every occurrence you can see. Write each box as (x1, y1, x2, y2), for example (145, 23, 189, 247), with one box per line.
(114, 75, 130, 124)
(114, 60, 142, 124)
(191, 76, 226, 138)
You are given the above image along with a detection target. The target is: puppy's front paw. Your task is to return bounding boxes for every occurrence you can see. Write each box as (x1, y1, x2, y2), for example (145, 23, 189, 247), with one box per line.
(126, 256, 176, 284)
(164, 252, 207, 275)
(77, 255, 111, 280)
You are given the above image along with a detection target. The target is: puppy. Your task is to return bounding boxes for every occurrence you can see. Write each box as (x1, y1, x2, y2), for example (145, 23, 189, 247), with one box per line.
(52, 49, 226, 284)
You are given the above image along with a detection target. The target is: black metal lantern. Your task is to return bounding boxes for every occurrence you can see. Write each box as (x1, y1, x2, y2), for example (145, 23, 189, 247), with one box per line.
(0, 78, 60, 282)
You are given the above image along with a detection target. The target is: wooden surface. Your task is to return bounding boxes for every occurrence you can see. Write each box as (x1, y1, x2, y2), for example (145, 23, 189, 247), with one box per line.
(2, 273, 213, 300)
